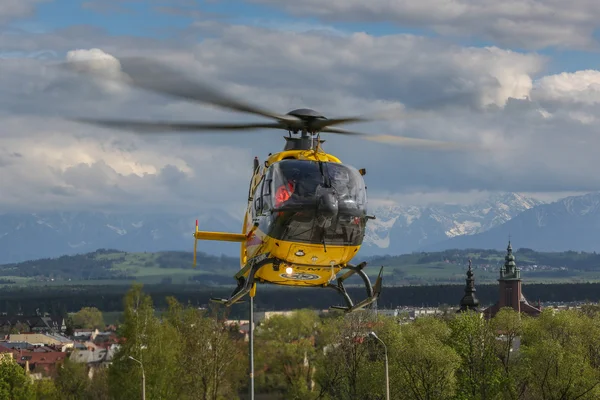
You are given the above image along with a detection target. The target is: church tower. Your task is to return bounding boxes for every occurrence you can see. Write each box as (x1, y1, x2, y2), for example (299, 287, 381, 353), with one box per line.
(457, 259, 480, 313)
(498, 241, 522, 311)
(483, 241, 542, 319)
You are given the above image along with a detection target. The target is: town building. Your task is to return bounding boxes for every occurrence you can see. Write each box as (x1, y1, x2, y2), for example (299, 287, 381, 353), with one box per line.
(0, 314, 66, 334)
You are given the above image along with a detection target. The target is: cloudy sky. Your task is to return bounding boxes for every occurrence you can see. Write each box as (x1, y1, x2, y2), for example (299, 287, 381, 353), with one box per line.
(1, 0, 599, 217)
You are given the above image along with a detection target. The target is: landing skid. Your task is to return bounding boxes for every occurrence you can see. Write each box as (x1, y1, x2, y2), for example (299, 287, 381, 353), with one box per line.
(210, 258, 383, 313)
(329, 262, 383, 313)
(209, 257, 270, 307)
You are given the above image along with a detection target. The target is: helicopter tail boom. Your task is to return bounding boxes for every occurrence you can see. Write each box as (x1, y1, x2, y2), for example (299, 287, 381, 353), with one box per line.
(193, 219, 247, 267)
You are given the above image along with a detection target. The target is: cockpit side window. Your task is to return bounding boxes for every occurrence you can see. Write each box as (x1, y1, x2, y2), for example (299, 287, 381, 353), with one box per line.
(252, 176, 264, 216)
(261, 168, 273, 212)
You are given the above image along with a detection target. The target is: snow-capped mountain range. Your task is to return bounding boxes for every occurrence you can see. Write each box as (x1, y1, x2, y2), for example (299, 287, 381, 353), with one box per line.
(2, 191, 600, 264)
(361, 192, 544, 256)
(422, 191, 600, 253)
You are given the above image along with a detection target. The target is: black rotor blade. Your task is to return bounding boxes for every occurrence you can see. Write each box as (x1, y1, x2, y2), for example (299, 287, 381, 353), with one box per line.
(311, 117, 370, 130)
(311, 106, 435, 131)
(321, 127, 482, 150)
(57, 57, 301, 124)
(69, 118, 285, 133)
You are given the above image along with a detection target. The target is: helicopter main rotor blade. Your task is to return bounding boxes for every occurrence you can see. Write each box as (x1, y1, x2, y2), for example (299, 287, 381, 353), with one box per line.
(58, 56, 301, 125)
(69, 118, 285, 133)
(321, 127, 481, 150)
(312, 106, 436, 131)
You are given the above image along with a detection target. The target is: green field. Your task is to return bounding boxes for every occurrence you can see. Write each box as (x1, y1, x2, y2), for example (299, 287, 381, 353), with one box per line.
(3, 247, 600, 288)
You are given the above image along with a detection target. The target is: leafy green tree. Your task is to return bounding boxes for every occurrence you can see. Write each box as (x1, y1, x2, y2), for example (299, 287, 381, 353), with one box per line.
(313, 311, 382, 400)
(54, 358, 89, 400)
(108, 284, 180, 400)
(0, 357, 35, 400)
(520, 309, 600, 400)
(254, 309, 321, 398)
(64, 315, 75, 337)
(579, 303, 600, 319)
(392, 316, 461, 400)
(164, 298, 245, 400)
(32, 379, 60, 400)
(520, 338, 600, 400)
(86, 367, 110, 400)
(579, 309, 600, 370)
(71, 307, 105, 330)
(449, 311, 504, 400)
(9, 322, 29, 334)
(491, 308, 524, 374)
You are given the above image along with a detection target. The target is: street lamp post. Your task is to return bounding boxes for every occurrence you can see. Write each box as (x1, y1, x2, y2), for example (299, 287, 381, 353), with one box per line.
(129, 355, 146, 400)
(369, 332, 389, 400)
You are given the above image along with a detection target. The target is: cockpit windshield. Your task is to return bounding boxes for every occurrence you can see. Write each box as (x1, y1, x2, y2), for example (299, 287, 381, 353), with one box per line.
(270, 159, 366, 212)
(261, 159, 368, 246)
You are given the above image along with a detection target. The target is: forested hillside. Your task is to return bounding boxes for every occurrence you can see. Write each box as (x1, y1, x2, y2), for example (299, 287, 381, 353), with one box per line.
(3, 247, 600, 286)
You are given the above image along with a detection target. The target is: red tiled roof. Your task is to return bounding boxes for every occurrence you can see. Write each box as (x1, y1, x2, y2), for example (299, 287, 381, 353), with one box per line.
(14, 350, 67, 365)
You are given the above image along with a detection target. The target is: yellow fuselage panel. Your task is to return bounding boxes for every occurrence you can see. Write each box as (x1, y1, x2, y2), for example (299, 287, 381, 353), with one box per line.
(254, 262, 344, 287)
(243, 228, 360, 286)
(246, 229, 357, 264)
(265, 150, 342, 166)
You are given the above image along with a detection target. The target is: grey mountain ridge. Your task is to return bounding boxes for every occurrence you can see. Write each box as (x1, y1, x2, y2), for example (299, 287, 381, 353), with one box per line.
(361, 192, 545, 256)
(421, 191, 600, 253)
(0, 210, 243, 264)
(0, 192, 596, 264)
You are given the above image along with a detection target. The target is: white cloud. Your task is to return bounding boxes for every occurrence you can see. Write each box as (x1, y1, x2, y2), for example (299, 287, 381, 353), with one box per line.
(0, 115, 251, 213)
(65, 48, 128, 94)
(249, 0, 600, 50)
(2, 23, 600, 214)
(186, 25, 543, 109)
(532, 70, 600, 104)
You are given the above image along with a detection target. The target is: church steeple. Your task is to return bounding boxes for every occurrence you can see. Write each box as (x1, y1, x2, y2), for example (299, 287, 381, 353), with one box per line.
(500, 241, 520, 280)
(457, 259, 480, 312)
(482, 240, 542, 319)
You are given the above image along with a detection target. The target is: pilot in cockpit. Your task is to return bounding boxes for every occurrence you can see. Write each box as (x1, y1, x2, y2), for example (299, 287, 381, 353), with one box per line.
(275, 180, 295, 206)
(274, 168, 300, 207)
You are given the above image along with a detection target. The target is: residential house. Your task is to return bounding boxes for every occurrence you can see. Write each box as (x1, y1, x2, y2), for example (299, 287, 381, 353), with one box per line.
(70, 344, 119, 379)
(8, 333, 74, 352)
(0, 314, 66, 334)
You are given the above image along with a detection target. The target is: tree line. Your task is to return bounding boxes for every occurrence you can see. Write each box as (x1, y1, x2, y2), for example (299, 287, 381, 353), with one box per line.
(370, 247, 600, 269)
(2, 282, 600, 320)
(4, 284, 600, 399)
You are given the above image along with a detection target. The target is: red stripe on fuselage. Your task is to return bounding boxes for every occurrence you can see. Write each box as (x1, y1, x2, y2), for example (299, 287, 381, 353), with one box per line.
(247, 235, 263, 247)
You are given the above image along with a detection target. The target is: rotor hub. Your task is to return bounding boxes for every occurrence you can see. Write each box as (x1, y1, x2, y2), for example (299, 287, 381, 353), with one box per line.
(286, 108, 327, 134)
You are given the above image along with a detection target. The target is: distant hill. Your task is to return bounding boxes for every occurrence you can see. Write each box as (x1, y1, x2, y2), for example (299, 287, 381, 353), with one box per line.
(3, 247, 600, 287)
(0, 249, 240, 286)
(0, 210, 243, 264)
(423, 192, 600, 252)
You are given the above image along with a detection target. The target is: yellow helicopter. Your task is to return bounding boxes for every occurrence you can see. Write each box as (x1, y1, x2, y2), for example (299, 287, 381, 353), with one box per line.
(61, 57, 471, 312)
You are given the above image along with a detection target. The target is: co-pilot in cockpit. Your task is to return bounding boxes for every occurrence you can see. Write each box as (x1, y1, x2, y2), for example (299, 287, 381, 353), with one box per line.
(263, 159, 368, 246)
